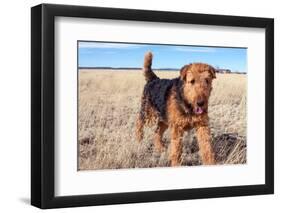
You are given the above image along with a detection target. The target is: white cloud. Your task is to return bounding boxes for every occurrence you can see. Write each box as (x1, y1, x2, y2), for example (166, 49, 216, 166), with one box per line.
(174, 47, 216, 53)
(79, 42, 140, 49)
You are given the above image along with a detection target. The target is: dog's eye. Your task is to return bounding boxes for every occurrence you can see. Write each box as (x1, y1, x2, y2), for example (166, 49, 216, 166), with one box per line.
(190, 79, 195, 84)
(205, 79, 209, 84)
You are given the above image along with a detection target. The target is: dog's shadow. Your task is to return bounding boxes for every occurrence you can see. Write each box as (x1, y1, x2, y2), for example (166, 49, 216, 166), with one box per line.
(181, 133, 246, 166)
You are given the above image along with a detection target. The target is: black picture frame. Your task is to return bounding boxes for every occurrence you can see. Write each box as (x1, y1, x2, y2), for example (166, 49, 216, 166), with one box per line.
(31, 3, 274, 209)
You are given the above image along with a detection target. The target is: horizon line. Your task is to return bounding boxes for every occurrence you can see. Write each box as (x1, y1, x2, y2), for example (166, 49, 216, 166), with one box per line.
(78, 66, 246, 73)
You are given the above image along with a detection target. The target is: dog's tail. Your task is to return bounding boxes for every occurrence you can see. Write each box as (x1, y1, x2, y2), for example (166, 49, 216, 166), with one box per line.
(143, 52, 159, 82)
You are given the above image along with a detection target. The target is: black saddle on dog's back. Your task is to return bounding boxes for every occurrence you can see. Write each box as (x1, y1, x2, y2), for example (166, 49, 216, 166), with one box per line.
(144, 78, 180, 121)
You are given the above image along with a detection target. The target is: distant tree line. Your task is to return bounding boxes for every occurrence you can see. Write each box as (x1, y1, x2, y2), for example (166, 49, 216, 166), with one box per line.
(215, 67, 246, 74)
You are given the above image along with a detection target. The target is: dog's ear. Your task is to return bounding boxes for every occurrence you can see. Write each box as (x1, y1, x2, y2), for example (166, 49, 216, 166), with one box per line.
(180, 65, 191, 81)
(209, 66, 216, 79)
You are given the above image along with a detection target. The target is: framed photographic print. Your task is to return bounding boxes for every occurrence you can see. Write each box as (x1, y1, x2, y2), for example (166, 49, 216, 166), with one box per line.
(31, 3, 274, 209)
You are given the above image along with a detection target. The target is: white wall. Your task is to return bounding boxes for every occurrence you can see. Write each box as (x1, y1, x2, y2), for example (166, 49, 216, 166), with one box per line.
(0, 0, 279, 212)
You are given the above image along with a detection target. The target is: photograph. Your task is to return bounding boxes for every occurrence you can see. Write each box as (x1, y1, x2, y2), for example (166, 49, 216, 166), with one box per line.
(30, 3, 274, 209)
(78, 41, 247, 170)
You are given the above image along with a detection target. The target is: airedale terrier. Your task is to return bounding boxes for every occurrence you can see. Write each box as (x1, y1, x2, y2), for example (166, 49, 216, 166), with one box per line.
(136, 52, 216, 166)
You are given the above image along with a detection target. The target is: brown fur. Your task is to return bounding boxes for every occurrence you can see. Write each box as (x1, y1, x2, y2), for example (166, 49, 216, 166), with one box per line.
(136, 52, 216, 166)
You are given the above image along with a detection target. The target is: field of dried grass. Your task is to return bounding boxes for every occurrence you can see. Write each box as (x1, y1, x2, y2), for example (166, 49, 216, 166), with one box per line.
(78, 69, 247, 170)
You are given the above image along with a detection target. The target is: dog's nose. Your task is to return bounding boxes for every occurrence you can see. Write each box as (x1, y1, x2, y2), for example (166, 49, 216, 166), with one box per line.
(197, 100, 205, 107)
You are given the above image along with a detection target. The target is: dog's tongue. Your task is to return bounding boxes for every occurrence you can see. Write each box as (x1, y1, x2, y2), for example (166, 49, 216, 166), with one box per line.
(195, 107, 203, 115)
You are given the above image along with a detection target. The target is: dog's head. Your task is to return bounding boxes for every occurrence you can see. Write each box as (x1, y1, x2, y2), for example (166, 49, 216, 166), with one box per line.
(179, 63, 216, 115)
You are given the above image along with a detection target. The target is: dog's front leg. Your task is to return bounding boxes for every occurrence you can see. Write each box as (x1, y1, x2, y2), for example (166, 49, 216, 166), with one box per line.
(170, 125, 184, 166)
(196, 126, 215, 165)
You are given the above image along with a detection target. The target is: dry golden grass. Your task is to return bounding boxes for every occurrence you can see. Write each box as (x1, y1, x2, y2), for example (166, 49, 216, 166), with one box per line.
(78, 69, 247, 170)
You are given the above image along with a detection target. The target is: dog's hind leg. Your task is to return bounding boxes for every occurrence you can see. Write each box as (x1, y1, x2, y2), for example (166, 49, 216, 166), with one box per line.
(154, 122, 168, 152)
(136, 114, 144, 143)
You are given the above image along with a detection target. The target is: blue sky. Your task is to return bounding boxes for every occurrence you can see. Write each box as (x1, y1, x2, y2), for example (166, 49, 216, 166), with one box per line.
(78, 41, 247, 73)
